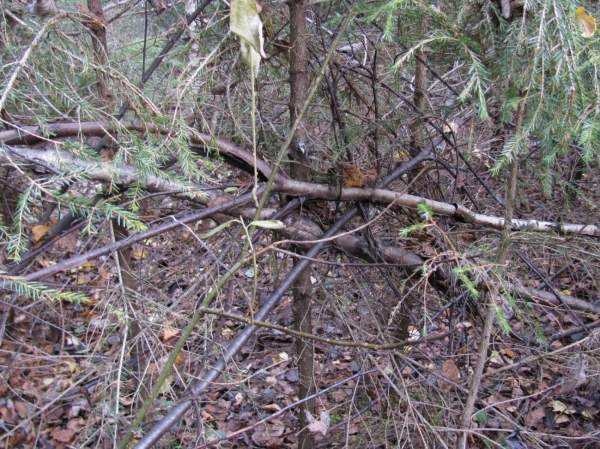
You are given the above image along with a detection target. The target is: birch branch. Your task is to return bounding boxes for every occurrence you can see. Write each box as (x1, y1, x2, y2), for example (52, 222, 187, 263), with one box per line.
(2, 142, 598, 237)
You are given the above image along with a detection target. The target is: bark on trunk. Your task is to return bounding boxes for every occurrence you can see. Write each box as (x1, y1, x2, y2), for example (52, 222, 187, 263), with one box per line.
(87, 0, 111, 107)
(288, 1, 315, 448)
(410, 13, 429, 156)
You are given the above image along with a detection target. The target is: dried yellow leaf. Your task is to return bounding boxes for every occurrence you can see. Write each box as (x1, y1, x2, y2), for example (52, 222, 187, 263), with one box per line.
(31, 224, 52, 242)
(162, 325, 181, 341)
(131, 247, 147, 260)
(575, 7, 596, 38)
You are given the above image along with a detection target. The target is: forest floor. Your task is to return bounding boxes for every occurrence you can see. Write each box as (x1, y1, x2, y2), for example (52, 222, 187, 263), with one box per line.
(1, 149, 600, 449)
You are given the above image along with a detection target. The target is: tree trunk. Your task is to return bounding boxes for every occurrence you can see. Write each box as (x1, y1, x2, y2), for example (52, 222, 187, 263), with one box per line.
(410, 13, 429, 156)
(288, 1, 315, 448)
(86, 0, 140, 358)
(87, 0, 111, 107)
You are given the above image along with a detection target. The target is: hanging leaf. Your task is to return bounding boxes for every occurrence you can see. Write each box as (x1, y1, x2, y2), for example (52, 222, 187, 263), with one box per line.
(230, 0, 266, 75)
(575, 7, 596, 38)
(240, 40, 262, 76)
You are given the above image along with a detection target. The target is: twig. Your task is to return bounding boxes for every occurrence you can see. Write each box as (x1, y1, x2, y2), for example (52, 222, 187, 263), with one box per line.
(456, 297, 496, 449)
(198, 307, 470, 350)
(515, 249, 590, 334)
(482, 330, 598, 379)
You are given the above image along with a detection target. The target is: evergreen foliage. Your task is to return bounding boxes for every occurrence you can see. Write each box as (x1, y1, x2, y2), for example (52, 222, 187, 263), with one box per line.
(1, 1, 600, 445)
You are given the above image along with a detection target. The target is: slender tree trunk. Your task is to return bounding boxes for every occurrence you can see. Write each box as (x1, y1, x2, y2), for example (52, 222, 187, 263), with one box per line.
(87, 0, 111, 107)
(86, 0, 140, 357)
(289, 1, 315, 448)
(289, 0, 310, 179)
(410, 13, 429, 156)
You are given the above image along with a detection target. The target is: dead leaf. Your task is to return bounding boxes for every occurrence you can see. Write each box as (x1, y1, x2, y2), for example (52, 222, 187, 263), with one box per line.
(251, 423, 270, 446)
(147, 0, 166, 14)
(76, 273, 91, 285)
(13, 401, 27, 418)
(269, 420, 286, 437)
(343, 165, 363, 187)
(7, 432, 27, 448)
(555, 353, 588, 395)
(234, 392, 243, 406)
(131, 247, 147, 260)
(361, 168, 378, 186)
(260, 403, 281, 412)
(421, 242, 435, 256)
(32, 224, 52, 242)
(306, 201, 334, 221)
(581, 409, 595, 420)
(119, 396, 134, 406)
(230, 0, 266, 75)
(500, 348, 516, 358)
(394, 149, 410, 159)
(77, 4, 108, 30)
(443, 120, 459, 134)
(50, 428, 75, 443)
(55, 229, 78, 251)
(66, 417, 86, 432)
(503, 430, 529, 449)
(304, 410, 329, 436)
(162, 325, 181, 342)
(552, 400, 575, 414)
(207, 195, 231, 208)
(440, 359, 460, 390)
(174, 351, 186, 369)
(0, 406, 17, 425)
(555, 414, 571, 425)
(200, 410, 215, 422)
(575, 7, 596, 38)
(525, 407, 545, 429)
(210, 79, 240, 95)
(157, 374, 172, 395)
(347, 422, 359, 434)
(264, 376, 277, 386)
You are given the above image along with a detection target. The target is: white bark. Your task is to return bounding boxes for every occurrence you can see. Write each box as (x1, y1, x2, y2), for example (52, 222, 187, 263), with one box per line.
(3, 143, 598, 237)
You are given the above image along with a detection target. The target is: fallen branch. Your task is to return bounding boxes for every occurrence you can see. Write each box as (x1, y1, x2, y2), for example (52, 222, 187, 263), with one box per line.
(0, 121, 283, 182)
(2, 143, 598, 237)
(277, 179, 600, 236)
(504, 282, 600, 315)
(4, 142, 599, 316)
